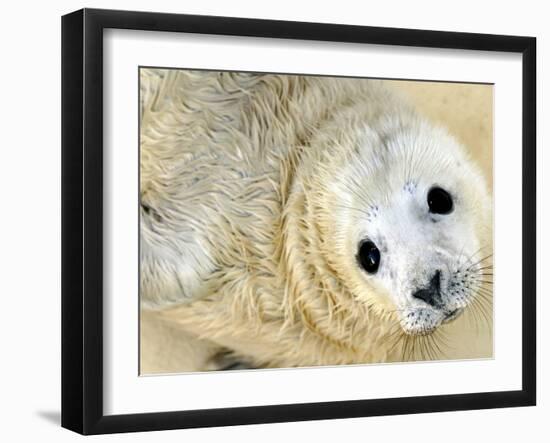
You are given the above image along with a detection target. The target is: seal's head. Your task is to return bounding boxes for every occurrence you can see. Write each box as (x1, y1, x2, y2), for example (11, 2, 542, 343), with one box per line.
(301, 101, 492, 338)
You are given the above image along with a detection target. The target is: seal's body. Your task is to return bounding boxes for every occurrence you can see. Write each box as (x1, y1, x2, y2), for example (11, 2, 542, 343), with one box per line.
(140, 69, 492, 371)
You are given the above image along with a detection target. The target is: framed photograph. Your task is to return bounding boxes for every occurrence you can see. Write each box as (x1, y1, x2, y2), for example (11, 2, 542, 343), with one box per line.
(61, 8, 536, 435)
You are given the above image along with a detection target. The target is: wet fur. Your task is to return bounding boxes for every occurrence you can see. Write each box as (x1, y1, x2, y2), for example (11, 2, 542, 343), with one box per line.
(140, 69, 492, 370)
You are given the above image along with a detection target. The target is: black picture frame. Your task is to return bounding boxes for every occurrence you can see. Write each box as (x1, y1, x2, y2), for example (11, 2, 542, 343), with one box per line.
(61, 8, 537, 435)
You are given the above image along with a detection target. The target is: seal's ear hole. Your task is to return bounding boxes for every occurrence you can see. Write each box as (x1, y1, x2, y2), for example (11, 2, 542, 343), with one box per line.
(427, 187, 454, 215)
(357, 240, 381, 274)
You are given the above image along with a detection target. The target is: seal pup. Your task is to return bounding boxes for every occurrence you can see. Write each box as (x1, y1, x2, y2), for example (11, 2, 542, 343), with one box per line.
(140, 69, 493, 370)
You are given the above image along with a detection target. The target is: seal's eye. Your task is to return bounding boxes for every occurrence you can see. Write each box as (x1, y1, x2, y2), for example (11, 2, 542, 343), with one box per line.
(427, 187, 453, 215)
(357, 240, 380, 274)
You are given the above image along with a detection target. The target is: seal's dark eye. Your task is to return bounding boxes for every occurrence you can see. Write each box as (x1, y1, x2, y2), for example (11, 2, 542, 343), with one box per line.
(427, 187, 453, 215)
(357, 240, 380, 274)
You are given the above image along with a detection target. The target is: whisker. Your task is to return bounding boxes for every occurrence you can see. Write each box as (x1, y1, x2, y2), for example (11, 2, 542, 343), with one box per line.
(333, 204, 372, 218)
(458, 245, 491, 270)
(476, 287, 494, 298)
(387, 331, 405, 356)
(471, 297, 492, 329)
(467, 253, 494, 271)
(472, 279, 493, 285)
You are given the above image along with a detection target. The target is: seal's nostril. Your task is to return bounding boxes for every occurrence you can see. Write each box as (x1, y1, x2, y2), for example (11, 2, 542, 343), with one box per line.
(412, 287, 436, 306)
(412, 270, 442, 307)
(431, 270, 441, 292)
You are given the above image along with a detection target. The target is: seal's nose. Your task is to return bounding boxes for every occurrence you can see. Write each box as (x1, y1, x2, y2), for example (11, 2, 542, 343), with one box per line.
(412, 270, 442, 307)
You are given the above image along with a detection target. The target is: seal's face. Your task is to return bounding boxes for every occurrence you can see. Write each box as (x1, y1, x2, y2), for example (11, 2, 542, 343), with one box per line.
(323, 116, 492, 337)
(354, 182, 486, 335)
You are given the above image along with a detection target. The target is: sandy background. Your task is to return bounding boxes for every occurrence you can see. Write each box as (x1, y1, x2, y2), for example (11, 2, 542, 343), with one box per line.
(141, 79, 494, 374)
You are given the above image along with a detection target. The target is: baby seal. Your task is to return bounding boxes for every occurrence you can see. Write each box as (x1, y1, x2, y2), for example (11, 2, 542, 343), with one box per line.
(140, 69, 493, 370)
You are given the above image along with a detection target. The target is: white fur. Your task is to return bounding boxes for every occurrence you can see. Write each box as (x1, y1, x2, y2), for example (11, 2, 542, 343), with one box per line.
(140, 69, 492, 369)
